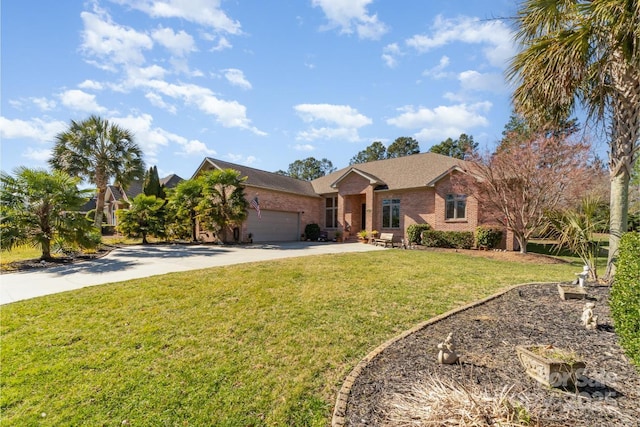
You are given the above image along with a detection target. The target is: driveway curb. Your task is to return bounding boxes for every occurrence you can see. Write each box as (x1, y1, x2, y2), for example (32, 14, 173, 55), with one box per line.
(331, 282, 554, 427)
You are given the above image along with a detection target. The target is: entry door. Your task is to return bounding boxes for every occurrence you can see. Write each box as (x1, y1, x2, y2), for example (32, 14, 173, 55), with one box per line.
(361, 203, 366, 230)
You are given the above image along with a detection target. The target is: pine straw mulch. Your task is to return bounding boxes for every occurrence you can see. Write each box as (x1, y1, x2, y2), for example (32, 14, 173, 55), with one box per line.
(0, 246, 115, 273)
(343, 283, 640, 427)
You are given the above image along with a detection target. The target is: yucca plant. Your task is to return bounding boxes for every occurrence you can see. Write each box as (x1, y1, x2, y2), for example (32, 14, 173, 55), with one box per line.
(545, 195, 608, 280)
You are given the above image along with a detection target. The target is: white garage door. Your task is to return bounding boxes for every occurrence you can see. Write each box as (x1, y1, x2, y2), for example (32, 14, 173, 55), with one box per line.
(246, 210, 300, 242)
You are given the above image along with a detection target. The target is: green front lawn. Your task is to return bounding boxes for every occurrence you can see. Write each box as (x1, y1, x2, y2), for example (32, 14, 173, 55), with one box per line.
(1, 251, 577, 426)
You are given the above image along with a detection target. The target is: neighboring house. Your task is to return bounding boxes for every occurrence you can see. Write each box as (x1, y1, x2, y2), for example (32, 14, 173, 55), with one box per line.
(102, 175, 183, 226)
(192, 154, 517, 249)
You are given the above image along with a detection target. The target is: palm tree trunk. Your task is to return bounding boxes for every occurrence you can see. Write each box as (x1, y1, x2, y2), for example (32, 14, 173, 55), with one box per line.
(94, 171, 108, 228)
(94, 187, 106, 228)
(605, 63, 640, 282)
(605, 169, 630, 280)
(41, 239, 52, 261)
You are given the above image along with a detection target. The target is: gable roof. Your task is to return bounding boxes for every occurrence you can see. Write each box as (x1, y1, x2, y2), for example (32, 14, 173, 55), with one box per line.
(194, 158, 319, 198)
(311, 152, 468, 194)
(160, 174, 183, 189)
(330, 168, 384, 188)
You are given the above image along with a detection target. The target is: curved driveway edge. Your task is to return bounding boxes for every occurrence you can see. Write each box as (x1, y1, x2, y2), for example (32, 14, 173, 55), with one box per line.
(331, 282, 553, 427)
(1, 242, 384, 305)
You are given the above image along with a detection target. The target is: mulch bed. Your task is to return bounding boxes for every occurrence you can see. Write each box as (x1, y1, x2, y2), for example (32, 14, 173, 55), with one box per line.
(344, 283, 640, 426)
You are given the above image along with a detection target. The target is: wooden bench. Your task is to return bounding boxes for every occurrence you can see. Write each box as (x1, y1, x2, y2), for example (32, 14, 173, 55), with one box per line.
(374, 232, 396, 247)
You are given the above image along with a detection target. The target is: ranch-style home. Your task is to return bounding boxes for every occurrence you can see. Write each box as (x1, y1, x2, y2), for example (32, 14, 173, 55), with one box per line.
(193, 153, 517, 250)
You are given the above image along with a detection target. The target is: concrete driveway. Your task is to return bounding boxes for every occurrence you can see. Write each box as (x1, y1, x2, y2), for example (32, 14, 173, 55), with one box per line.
(0, 242, 385, 305)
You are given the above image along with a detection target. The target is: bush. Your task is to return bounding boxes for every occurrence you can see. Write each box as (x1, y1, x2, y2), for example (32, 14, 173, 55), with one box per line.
(475, 226, 503, 249)
(101, 225, 117, 236)
(610, 232, 640, 369)
(304, 223, 321, 241)
(407, 223, 431, 244)
(421, 230, 474, 249)
(628, 211, 640, 232)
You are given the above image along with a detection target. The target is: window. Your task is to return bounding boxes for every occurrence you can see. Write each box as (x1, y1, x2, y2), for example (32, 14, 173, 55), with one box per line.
(325, 196, 338, 228)
(446, 194, 466, 220)
(382, 199, 400, 228)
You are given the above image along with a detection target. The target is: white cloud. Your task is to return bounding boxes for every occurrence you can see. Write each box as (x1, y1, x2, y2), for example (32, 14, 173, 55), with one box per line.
(145, 92, 177, 113)
(312, 0, 388, 40)
(113, 113, 214, 157)
(59, 89, 107, 113)
(111, 113, 172, 158)
(151, 26, 196, 56)
(78, 80, 104, 90)
(31, 97, 56, 111)
(294, 104, 372, 128)
(226, 154, 256, 165)
(422, 55, 451, 79)
(405, 15, 516, 68)
(209, 35, 232, 52)
(294, 103, 372, 142)
(177, 139, 216, 156)
(382, 43, 401, 68)
(386, 102, 492, 141)
(0, 117, 67, 142)
(110, 113, 217, 160)
(140, 80, 265, 134)
(458, 70, 507, 93)
(80, 8, 153, 69)
(23, 147, 52, 163)
(111, 0, 242, 34)
(223, 69, 252, 90)
(293, 144, 315, 151)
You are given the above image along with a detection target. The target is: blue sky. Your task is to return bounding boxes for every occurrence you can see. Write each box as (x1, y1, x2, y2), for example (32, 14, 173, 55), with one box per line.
(1, 0, 521, 181)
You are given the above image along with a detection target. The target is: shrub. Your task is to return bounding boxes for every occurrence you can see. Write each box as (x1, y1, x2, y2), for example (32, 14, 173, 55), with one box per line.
(421, 230, 474, 249)
(474, 226, 503, 249)
(304, 223, 321, 241)
(610, 232, 640, 369)
(407, 223, 431, 244)
(421, 230, 447, 248)
(629, 211, 640, 232)
(101, 225, 117, 236)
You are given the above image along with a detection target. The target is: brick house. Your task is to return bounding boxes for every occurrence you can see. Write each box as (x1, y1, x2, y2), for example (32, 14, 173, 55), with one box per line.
(193, 154, 516, 250)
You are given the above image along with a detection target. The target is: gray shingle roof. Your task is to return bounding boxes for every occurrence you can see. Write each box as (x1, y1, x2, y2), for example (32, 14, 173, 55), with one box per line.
(197, 158, 319, 198)
(160, 174, 183, 189)
(311, 152, 468, 194)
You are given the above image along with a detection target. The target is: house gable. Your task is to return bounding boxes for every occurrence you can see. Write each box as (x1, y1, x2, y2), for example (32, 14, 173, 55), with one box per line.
(330, 168, 384, 190)
(193, 157, 319, 198)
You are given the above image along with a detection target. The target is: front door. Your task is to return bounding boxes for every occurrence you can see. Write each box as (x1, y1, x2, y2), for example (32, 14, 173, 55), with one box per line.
(361, 203, 366, 230)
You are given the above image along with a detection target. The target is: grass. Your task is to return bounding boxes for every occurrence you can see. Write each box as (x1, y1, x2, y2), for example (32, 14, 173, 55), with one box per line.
(0, 250, 578, 426)
(527, 238, 608, 271)
(1, 245, 46, 271)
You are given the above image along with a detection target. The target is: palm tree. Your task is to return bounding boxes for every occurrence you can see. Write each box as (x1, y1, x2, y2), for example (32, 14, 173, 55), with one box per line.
(196, 169, 249, 243)
(0, 167, 99, 260)
(508, 0, 640, 281)
(50, 115, 145, 227)
(167, 178, 204, 242)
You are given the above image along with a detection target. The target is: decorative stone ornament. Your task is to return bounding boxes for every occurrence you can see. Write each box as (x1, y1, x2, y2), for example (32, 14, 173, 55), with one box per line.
(581, 302, 598, 330)
(437, 332, 459, 364)
(576, 265, 590, 287)
(516, 345, 585, 388)
(557, 283, 587, 300)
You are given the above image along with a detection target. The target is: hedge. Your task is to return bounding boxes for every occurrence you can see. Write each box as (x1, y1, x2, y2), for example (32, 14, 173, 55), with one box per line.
(421, 230, 474, 249)
(406, 223, 431, 244)
(474, 226, 503, 249)
(610, 232, 640, 369)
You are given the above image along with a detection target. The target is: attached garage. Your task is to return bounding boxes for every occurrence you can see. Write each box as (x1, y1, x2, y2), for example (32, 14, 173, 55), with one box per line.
(246, 210, 300, 242)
